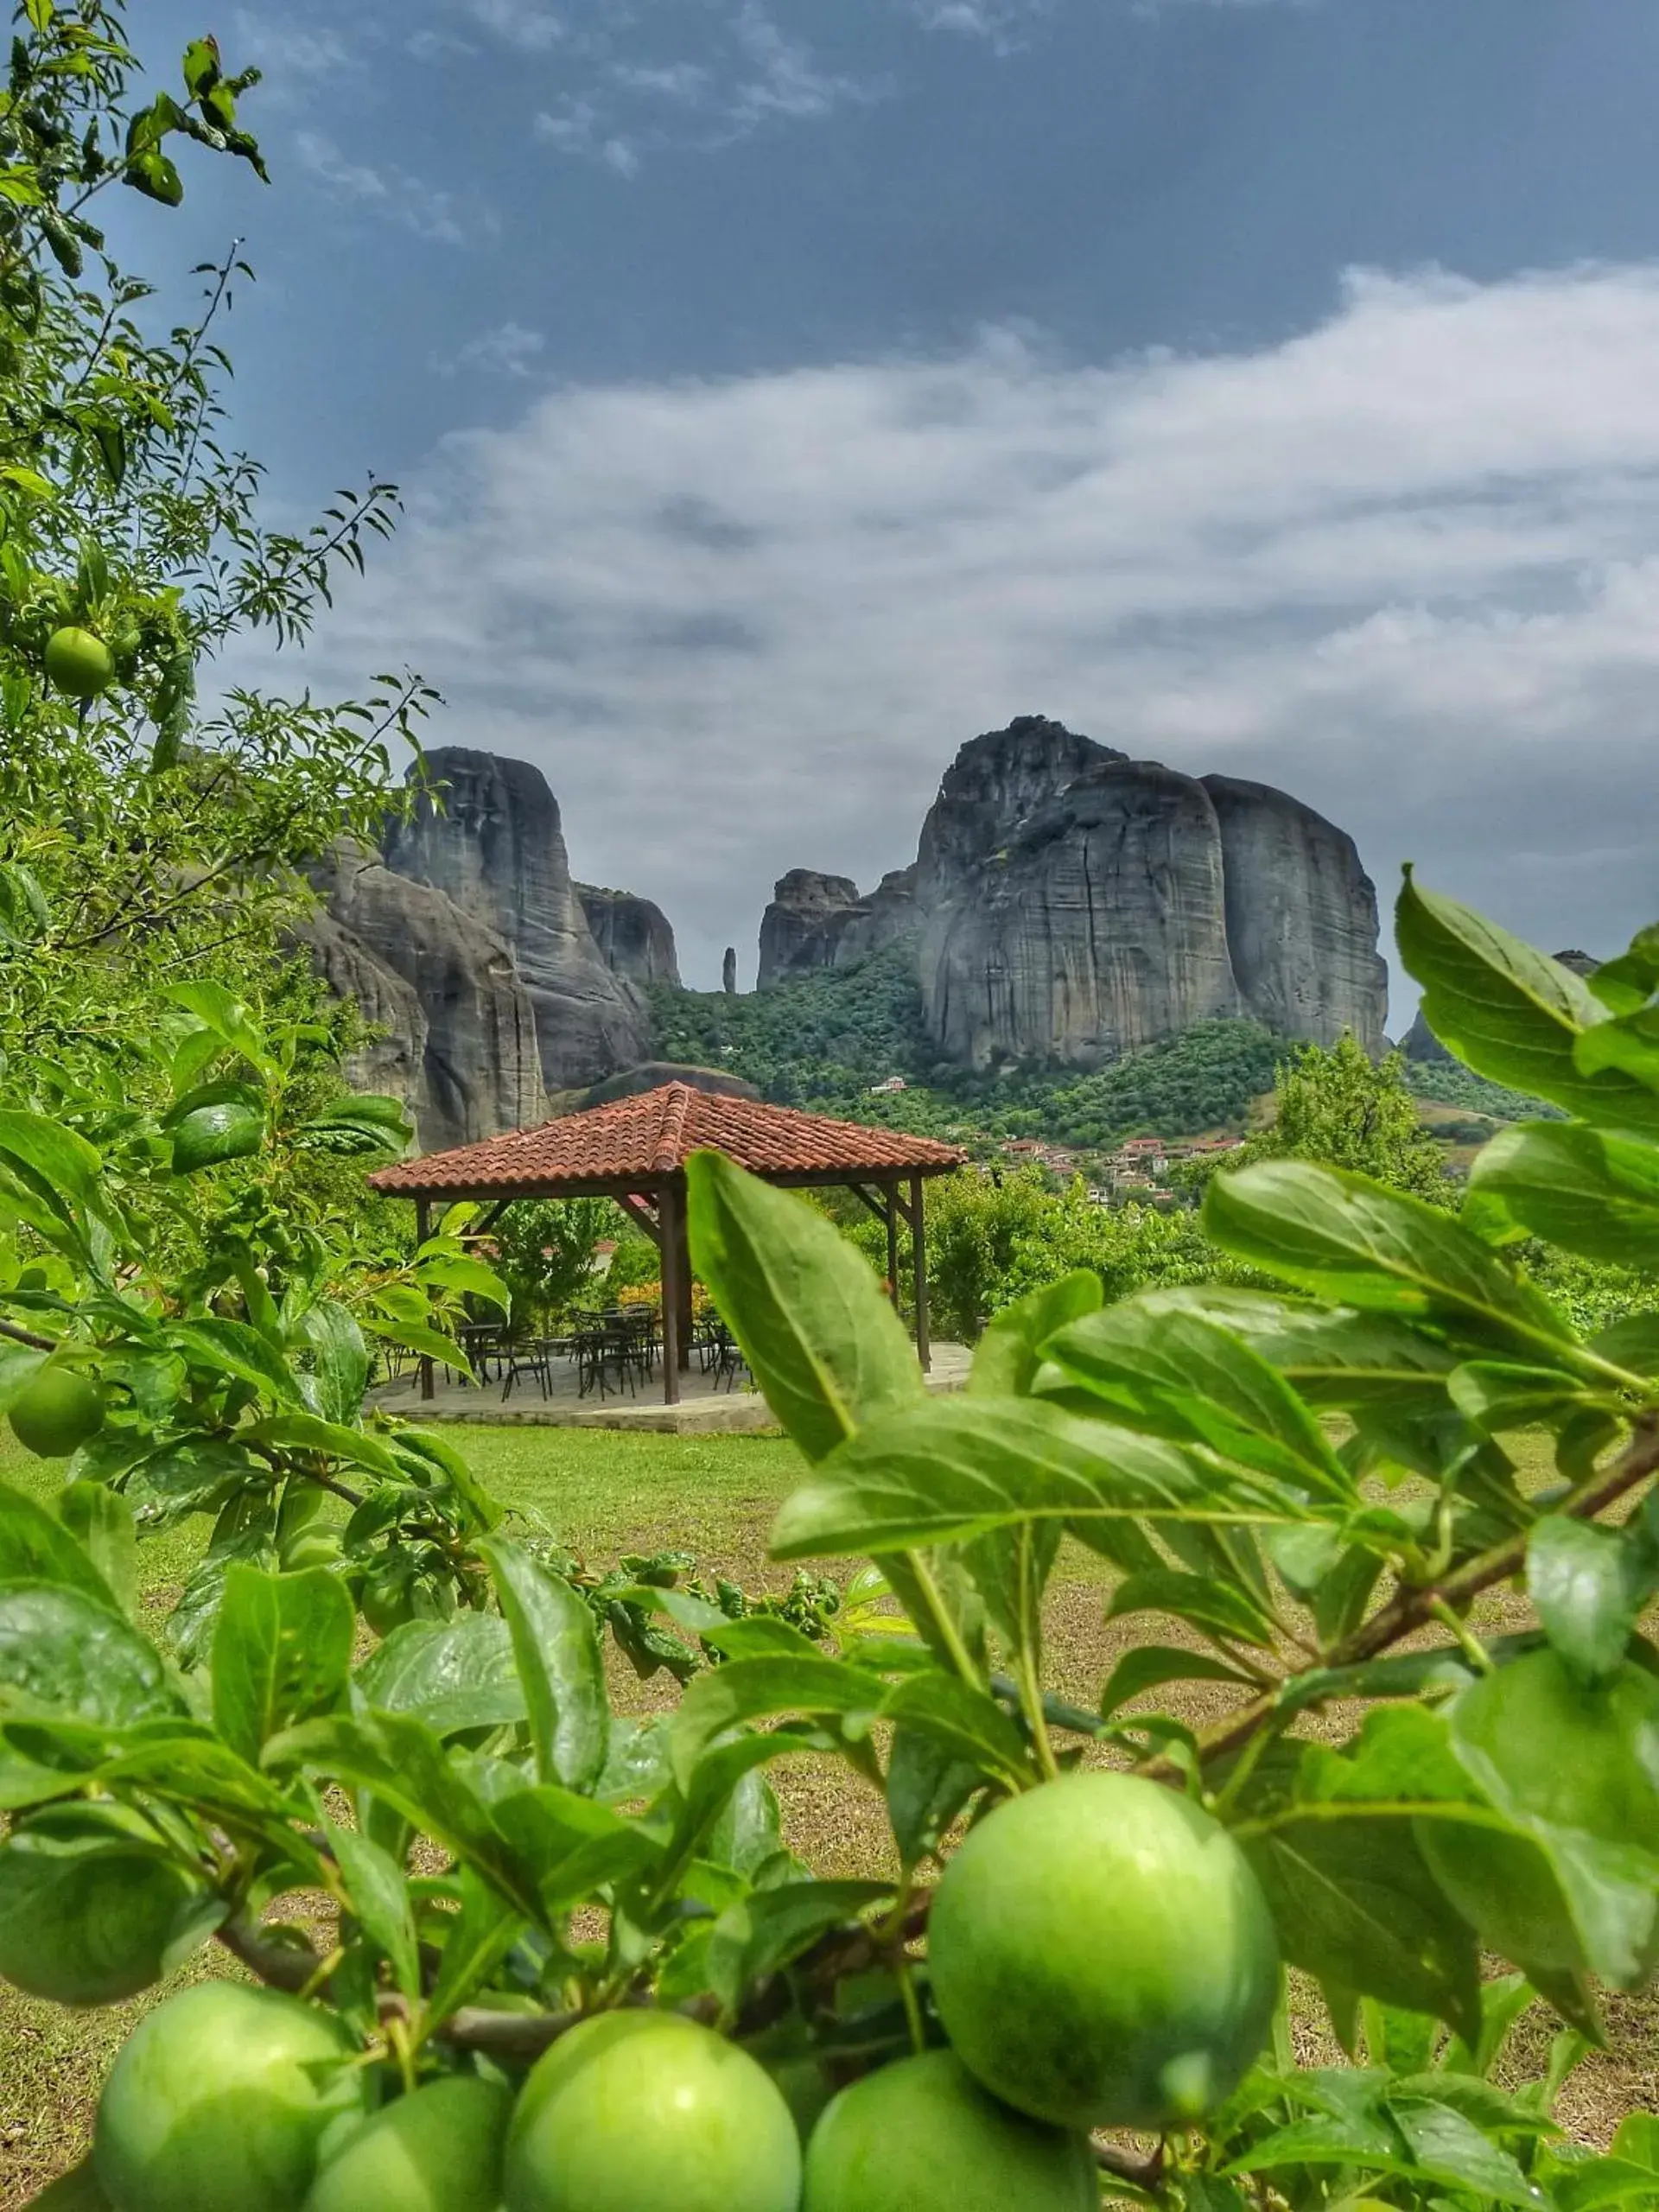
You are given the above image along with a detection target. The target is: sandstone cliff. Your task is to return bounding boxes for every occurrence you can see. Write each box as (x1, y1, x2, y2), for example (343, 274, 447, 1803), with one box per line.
(914, 721, 1243, 1069)
(758, 864, 918, 986)
(384, 748, 650, 1090)
(577, 884, 681, 989)
(301, 844, 546, 1151)
(764, 715, 1389, 1070)
(1201, 773, 1388, 1057)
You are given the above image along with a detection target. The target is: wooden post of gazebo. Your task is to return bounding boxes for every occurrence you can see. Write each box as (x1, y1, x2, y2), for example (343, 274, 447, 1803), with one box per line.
(910, 1170, 931, 1372)
(368, 1084, 965, 1410)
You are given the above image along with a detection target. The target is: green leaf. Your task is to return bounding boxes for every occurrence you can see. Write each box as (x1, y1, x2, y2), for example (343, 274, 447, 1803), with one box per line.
(1469, 1121, 1659, 1266)
(168, 1318, 305, 1406)
(1047, 1298, 1353, 1501)
(1387, 2096, 1552, 2209)
(772, 1396, 1300, 1561)
(25, 2157, 110, 2209)
(1447, 1362, 1601, 1432)
(480, 1539, 608, 1793)
(1100, 1645, 1258, 1718)
(410, 1254, 509, 1313)
(56, 1482, 136, 1618)
(968, 1269, 1102, 1398)
(885, 1726, 982, 1866)
(671, 1654, 882, 1788)
(211, 1566, 354, 1765)
(424, 1863, 525, 2024)
(0, 1584, 181, 1731)
(0, 1480, 122, 1611)
(1133, 1287, 1460, 1415)
(1202, 1160, 1568, 1352)
(878, 1672, 1035, 1789)
(268, 1711, 545, 1923)
(704, 1879, 894, 2014)
(162, 1084, 265, 1174)
(1246, 1820, 1481, 2044)
(125, 146, 184, 204)
(685, 1149, 921, 1462)
(246, 1410, 404, 1480)
(1397, 869, 1659, 1135)
(1107, 1568, 1278, 1650)
(327, 1820, 420, 2000)
(1528, 1516, 1656, 1686)
(354, 1614, 526, 1736)
(294, 1300, 370, 1426)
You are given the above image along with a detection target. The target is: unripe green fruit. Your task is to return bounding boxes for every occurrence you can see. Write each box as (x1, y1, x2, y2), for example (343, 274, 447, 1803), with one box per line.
(280, 1527, 344, 1573)
(94, 1982, 365, 2212)
(360, 1579, 416, 1638)
(0, 1810, 197, 2005)
(9, 1365, 104, 1458)
(928, 1771, 1279, 2132)
(1418, 1649, 1659, 1979)
(305, 2075, 512, 2212)
(505, 2012, 800, 2212)
(803, 2050, 1095, 2212)
(43, 626, 116, 699)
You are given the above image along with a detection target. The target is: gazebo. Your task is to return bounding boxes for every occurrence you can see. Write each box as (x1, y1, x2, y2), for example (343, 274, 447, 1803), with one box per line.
(368, 1083, 968, 1406)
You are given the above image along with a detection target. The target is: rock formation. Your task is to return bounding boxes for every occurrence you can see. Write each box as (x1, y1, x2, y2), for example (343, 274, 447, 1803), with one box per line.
(300, 844, 546, 1151)
(384, 748, 650, 1092)
(765, 715, 1389, 1071)
(577, 884, 680, 989)
(913, 721, 1243, 1069)
(758, 864, 918, 987)
(1201, 774, 1387, 1056)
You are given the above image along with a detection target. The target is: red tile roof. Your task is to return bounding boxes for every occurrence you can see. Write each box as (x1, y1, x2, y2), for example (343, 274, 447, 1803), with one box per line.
(368, 1084, 968, 1197)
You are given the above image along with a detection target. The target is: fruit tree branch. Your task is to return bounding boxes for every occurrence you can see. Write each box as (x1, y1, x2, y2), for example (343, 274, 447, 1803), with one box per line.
(1141, 1412, 1659, 1786)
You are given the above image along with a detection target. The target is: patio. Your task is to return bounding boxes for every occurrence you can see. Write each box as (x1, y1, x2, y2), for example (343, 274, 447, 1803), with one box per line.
(372, 1333, 974, 1434)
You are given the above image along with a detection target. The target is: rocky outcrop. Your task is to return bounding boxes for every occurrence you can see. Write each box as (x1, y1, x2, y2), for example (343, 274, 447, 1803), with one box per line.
(758, 864, 918, 987)
(758, 871, 865, 988)
(301, 844, 546, 1150)
(1201, 774, 1388, 1056)
(384, 748, 650, 1091)
(576, 884, 680, 989)
(913, 720, 1243, 1070)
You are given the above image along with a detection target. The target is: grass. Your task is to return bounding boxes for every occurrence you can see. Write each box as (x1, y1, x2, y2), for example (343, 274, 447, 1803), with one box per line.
(2, 1422, 1656, 2202)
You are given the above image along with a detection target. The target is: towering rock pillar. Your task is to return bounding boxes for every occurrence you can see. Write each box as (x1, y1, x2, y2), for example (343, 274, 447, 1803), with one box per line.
(912, 717, 1242, 1070)
(384, 748, 649, 1091)
(1201, 775, 1389, 1054)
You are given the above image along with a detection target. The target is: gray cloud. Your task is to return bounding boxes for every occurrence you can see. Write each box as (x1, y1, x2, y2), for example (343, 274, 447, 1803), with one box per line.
(245, 263, 1659, 1000)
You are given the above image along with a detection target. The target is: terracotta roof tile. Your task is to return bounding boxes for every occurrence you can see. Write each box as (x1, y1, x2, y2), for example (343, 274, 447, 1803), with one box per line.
(368, 1084, 968, 1197)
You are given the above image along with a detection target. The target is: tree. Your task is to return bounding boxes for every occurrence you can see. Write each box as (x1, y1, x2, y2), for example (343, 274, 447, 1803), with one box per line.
(6, 879, 1659, 2206)
(492, 1198, 613, 1327)
(0, 0, 435, 1097)
(1225, 1033, 1454, 1203)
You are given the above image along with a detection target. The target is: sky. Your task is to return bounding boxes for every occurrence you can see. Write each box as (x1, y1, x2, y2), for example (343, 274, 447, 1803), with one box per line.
(137, 0, 1659, 1007)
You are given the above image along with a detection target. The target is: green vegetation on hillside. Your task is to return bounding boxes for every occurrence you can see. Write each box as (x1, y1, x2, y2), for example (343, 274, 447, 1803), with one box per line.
(1403, 1054, 1567, 1126)
(650, 944, 1282, 1151)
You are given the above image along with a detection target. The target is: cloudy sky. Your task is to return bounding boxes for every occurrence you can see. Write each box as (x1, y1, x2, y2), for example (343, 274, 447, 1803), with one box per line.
(141, 0, 1659, 1004)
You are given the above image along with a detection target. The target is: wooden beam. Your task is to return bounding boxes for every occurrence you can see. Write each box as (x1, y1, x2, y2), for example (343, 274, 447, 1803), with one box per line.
(885, 1179, 899, 1310)
(415, 1198, 435, 1402)
(845, 1183, 889, 1224)
(658, 1179, 683, 1406)
(910, 1172, 931, 1372)
(612, 1192, 662, 1247)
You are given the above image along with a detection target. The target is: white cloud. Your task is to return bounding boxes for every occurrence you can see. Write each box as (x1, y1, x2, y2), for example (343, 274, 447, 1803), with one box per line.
(293, 130, 483, 245)
(909, 0, 1055, 45)
(465, 0, 564, 53)
(253, 263, 1659, 996)
(232, 12, 359, 93)
(432, 321, 548, 378)
(726, 4, 889, 125)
